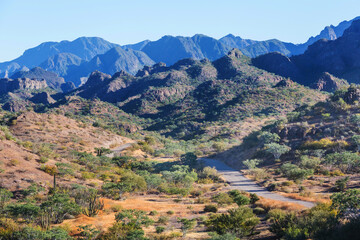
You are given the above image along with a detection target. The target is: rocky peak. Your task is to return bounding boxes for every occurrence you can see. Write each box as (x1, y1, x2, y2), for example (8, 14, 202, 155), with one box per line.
(136, 62, 168, 77)
(85, 71, 111, 87)
(172, 58, 198, 70)
(112, 70, 132, 79)
(227, 48, 244, 59)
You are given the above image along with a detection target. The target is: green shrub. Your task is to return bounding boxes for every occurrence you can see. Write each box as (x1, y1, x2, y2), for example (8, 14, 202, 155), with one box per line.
(233, 194, 250, 206)
(335, 177, 349, 192)
(157, 216, 169, 224)
(280, 163, 313, 181)
(204, 205, 218, 213)
(253, 207, 266, 215)
(250, 193, 260, 204)
(206, 207, 259, 238)
(156, 226, 165, 234)
(212, 193, 234, 206)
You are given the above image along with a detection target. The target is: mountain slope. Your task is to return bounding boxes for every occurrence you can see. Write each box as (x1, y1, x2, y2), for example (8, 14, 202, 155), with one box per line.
(305, 16, 360, 46)
(0, 37, 118, 76)
(140, 34, 230, 65)
(65, 47, 155, 86)
(251, 20, 360, 90)
(219, 34, 258, 49)
(39, 52, 83, 76)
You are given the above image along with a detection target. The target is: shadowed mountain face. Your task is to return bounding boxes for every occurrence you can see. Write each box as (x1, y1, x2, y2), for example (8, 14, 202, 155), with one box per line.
(252, 20, 360, 90)
(65, 47, 155, 87)
(39, 52, 83, 77)
(71, 49, 325, 138)
(137, 34, 231, 66)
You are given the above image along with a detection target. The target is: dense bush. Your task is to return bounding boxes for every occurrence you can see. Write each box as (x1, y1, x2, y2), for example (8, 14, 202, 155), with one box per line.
(325, 151, 360, 173)
(204, 205, 218, 213)
(268, 204, 337, 240)
(212, 193, 234, 206)
(206, 207, 259, 238)
(280, 163, 313, 181)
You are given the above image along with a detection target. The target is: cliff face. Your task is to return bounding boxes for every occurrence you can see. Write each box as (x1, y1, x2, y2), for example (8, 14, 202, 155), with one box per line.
(0, 78, 48, 95)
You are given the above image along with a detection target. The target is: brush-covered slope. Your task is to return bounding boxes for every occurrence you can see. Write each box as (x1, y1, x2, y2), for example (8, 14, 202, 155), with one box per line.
(72, 49, 326, 140)
(217, 85, 360, 197)
(0, 110, 128, 190)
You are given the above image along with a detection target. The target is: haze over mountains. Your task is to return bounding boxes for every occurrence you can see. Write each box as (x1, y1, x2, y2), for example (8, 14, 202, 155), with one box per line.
(0, 16, 359, 89)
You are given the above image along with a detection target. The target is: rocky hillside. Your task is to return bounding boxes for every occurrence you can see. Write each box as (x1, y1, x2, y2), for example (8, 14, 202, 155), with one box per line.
(0, 110, 129, 190)
(10, 67, 70, 91)
(70, 49, 326, 142)
(0, 77, 48, 95)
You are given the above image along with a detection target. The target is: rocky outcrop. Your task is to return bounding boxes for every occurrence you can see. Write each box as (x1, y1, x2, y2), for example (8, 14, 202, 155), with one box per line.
(343, 86, 360, 104)
(11, 67, 65, 91)
(0, 78, 48, 95)
(312, 72, 348, 92)
(274, 79, 295, 88)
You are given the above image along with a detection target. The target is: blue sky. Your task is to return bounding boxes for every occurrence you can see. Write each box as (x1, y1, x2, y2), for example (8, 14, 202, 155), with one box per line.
(0, 0, 359, 62)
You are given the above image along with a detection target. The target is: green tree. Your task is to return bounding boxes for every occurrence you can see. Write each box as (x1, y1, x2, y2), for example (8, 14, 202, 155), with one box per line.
(242, 159, 262, 169)
(265, 143, 290, 160)
(259, 131, 280, 145)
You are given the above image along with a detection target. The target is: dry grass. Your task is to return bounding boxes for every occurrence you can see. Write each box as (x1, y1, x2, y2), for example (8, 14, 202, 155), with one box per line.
(280, 193, 330, 204)
(60, 195, 209, 239)
(256, 198, 307, 211)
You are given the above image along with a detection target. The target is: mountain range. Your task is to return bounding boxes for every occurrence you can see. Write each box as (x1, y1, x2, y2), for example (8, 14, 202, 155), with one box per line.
(0, 16, 359, 89)
(252, 19, 360, 89)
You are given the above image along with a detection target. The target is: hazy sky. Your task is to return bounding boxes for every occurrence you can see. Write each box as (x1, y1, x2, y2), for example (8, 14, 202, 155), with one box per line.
(0, 0, 359, 62)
